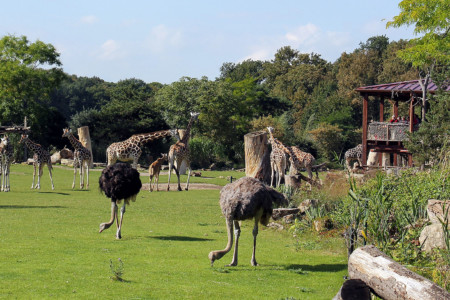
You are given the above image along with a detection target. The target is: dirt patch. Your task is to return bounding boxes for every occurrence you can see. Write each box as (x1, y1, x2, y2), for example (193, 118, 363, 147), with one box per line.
(142, 183, 222, 191)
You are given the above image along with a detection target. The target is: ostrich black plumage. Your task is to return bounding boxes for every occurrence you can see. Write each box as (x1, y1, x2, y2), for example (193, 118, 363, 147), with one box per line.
(99, 163, 142, 239)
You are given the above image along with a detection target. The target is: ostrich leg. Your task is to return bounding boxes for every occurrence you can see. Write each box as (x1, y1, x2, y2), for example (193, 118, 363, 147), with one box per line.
(227, 221, 241, 267)
(208, 217, 234, 266)
(116, 203, 126, 239)
(251, 219, 259, 266)
(99, 201, 117, 233)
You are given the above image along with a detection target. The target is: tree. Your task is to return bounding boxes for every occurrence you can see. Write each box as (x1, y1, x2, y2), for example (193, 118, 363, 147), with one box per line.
(0, 35, 66, 128)
(387, 0, 450, 120)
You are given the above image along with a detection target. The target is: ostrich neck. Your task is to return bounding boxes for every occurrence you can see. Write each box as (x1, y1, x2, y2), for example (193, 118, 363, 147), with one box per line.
(213, 218, 234, 258)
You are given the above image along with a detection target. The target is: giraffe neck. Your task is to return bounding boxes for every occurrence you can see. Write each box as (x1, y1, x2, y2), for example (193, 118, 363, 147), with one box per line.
(24, 138, 42, 153)
(181, 117, 196, 144)
(131, 130, 171, 146)
(67, 133, 84, 150)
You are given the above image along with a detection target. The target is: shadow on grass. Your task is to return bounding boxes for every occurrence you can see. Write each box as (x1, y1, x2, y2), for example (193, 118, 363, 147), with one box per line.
(0, 205, 66, 209)
(38, 192, 70, 195)
(148, 235, 213, 242)
(284, 263, 347, 272)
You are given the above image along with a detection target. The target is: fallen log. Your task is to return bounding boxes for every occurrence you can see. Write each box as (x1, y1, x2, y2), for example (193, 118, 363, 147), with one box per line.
(348, 245, 449, 300)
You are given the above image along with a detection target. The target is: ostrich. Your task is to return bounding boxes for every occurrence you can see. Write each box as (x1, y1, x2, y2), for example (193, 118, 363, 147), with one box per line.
(99, 163, 142, 239)
(209, 177, 287, 266)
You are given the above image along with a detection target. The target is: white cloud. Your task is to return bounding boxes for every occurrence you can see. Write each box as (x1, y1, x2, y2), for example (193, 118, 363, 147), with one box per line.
(98, 39, 122, 60)
(80, 15, 98, 24)
(146, 24, 183, 53)
(285, 23, 321, 47)
(239, 23, 351, 63)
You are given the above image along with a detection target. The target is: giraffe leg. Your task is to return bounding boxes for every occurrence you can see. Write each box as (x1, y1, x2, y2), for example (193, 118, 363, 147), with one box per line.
(3, 162, 9, 192)
(35, 163, 43, 189)
(155, 173, 159, 191)
(48, 164, 55, 190)
(167, 160, 173, 191)
(185, 164, 192, 191)
(149, 174, 153, 192)
(116, 202, 126, 239)
(85, 162, 90, 189)
(173, 164, 182, 191)
(226, 221, 240, 267)
(31, 163, 37, 189)
(79, 163, 84, 189)
(270, 163, 275, 187)
(72, 161, 77, 189)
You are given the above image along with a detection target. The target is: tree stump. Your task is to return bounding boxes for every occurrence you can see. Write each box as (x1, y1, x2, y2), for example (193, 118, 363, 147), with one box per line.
(348, 245, 450, 300)
(244, 131, 270, 184)
(77, 126, 93, 168)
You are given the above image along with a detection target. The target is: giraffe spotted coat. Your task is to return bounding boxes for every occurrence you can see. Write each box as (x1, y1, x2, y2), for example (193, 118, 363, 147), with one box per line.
(0, 135, 13, 192)
(344, 144, 362, 172)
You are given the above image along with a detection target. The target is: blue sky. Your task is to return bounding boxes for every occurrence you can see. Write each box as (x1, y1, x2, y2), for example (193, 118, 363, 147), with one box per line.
(1, 0, 416, 84)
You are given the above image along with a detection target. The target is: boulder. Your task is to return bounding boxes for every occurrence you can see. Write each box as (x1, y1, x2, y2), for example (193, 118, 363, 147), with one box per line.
(419, 199, 449, 252)
(51, 152, 61, 164)
(298, 199, 318, 214)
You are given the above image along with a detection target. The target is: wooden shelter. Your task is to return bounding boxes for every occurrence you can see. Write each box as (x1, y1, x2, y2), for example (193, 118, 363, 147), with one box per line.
(356, 80, 447, 167)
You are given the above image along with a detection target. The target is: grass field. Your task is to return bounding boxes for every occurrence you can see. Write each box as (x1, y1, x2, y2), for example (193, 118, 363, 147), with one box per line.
(0, 164, 347, 299)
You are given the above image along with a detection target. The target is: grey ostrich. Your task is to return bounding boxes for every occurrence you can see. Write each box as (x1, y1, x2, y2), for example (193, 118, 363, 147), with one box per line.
(99, 163, 142, 239)
(209, 177, 287, 266)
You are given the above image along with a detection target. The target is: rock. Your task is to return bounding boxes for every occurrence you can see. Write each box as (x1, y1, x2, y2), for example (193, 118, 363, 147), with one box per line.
(420, 224, 446, 252)
(283, 214, 295, 224)
(272, 208, 300, 220)
(60, 147, 73, 159)
(298, 199, 318, 214)
(267, 222, 284, 231)
(313, 217, 333, 232)
(51, 152, 61, 164)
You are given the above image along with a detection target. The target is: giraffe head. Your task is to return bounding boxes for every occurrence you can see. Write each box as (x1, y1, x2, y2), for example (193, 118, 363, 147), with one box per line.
(161, 153, 168, 161)
(1, 135, 9, 146)
(267, 127, 274, 134)
(170, 129, 181, 141)
(19, 134, 29, 144)
(62, 128, 71, 138)
(190, 112, 200, 120)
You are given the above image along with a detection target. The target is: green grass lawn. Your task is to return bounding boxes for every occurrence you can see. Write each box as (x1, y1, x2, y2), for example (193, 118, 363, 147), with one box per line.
(0, 164, 347, 299)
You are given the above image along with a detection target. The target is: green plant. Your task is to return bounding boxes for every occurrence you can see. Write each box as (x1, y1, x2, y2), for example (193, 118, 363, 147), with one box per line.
(109, 258, 124, 281)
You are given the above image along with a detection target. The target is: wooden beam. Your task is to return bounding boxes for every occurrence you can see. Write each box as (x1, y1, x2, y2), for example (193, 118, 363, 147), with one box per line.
(362, 94, 368, 166)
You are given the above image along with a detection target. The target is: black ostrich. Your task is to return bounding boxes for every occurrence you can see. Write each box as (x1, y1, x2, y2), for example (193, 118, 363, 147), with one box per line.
(208, 177, 287, 266)
(99, 163, 142, 239)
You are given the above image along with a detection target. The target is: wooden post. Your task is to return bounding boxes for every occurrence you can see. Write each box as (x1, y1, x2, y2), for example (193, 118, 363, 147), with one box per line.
(362, 94, 368, 166)
(244, 131, 270, 184)
(379, 96, 384, 122)
(348, 245, 450, 300)
(409, 94, 415, 167)
(77, 126, 94, 168)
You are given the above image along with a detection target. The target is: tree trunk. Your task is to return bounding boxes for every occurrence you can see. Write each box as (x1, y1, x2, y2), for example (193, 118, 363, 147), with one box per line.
(77, 126, 94, 168)
(244, 131, 270, 184)
(348, 245, 450, 300)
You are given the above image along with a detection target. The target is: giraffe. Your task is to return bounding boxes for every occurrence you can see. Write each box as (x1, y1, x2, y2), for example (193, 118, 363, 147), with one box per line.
(344, 144, 363, 172)
(148, 153, 167, 192)
(167, 112, 200, 191)
(267, 128, 317, 180)
(62, 128, 92, 189)
(19, 135, 55, 190)
(266, 127, 287, 188)
(0, 135, 13, 192)
(106, 129, 176, 169)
